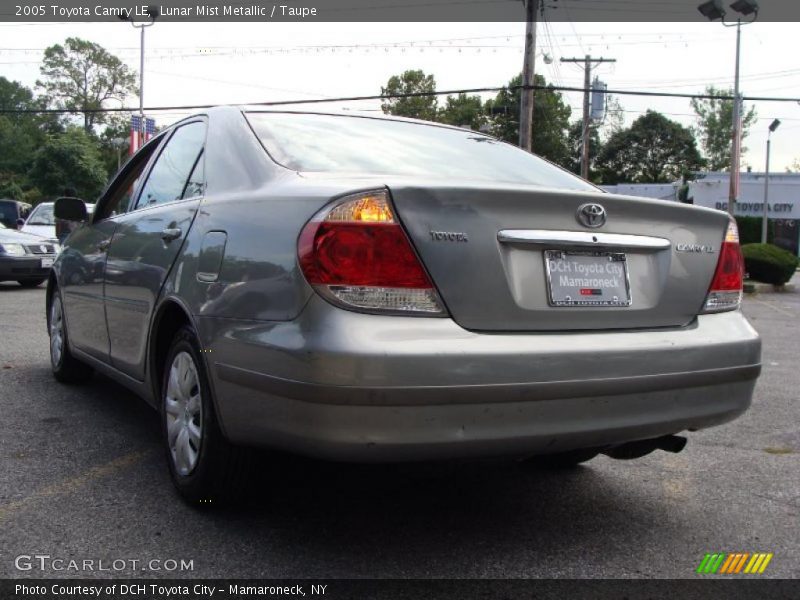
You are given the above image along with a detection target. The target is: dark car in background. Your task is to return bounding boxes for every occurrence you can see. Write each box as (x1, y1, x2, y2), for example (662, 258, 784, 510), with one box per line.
(0, 199, 31, 229)
(0, 221, 59, 287)
(47, 108, 760, 503)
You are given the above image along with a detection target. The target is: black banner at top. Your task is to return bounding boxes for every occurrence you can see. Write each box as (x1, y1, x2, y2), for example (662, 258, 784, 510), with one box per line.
(2, 0, 799, 23)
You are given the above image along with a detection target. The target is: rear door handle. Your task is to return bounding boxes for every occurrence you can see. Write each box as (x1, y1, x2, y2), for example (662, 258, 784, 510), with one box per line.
(96, 239, 110, 251)
(161, 227, 183, 243)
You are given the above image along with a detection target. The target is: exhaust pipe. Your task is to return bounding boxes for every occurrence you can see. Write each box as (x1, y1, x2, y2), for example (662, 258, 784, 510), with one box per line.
(603, 435, 687, 460)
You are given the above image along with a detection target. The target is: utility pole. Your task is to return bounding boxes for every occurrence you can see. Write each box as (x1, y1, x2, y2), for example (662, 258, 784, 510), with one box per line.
(729, 20, 743, 217)
(519, 0, 539, 152)
(561, 55, 616, 180)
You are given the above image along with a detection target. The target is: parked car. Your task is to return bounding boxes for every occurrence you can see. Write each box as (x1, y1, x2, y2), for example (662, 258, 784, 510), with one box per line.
(16, 201, 97, 243)
(0, 199, 31, 229)
(0, 221, 59, 287)
(47, 108, 761, 503)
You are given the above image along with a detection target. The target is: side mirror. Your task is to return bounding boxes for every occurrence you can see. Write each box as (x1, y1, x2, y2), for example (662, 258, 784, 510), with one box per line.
(16, 218, 25, 229)
(54, 197, 88, 222)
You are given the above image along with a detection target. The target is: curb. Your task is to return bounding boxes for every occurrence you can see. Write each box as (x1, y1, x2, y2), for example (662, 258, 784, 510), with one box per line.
(743, 281, 796, 294)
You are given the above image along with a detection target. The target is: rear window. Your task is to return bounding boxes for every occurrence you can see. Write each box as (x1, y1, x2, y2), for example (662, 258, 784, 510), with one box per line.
(0, 202, 18, 221)
(246, 112, 596, 191)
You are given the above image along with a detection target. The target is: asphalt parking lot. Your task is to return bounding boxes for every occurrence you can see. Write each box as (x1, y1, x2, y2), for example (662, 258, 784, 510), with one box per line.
(0, 280, 797, 580)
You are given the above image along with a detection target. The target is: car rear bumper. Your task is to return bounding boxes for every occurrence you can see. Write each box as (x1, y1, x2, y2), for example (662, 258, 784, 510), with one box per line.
(200, 296, 761, 461)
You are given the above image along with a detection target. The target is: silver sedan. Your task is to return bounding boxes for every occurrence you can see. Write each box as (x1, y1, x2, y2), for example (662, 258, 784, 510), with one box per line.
(47, 108, 760, 503)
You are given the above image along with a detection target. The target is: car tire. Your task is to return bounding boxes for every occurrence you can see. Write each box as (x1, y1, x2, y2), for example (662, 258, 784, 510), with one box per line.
(49, 288, 94, 384)
(524, 448, 599, 469)
(161, 326, 249, 505)
(18, 278, 46, 288)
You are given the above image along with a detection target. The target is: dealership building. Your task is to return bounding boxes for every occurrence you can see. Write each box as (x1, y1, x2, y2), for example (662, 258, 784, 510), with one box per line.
(602, 171, 800, 255)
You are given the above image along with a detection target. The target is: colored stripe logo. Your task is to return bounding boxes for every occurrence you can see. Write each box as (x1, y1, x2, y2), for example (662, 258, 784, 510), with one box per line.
(696, 552, 773, 574)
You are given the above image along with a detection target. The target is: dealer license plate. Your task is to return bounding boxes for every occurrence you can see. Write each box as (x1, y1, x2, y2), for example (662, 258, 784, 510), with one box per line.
(41, 257, 54, 268)
(544, 250, 631, 307)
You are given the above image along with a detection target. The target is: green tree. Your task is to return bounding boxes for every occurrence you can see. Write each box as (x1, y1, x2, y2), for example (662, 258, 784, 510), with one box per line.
(595, 110, 704, 184)
(28, 126, 108, 200)
(37, 37, 137, 132)
(438, 93, 486, 130)
(380, 69, 438, 121)
(690, 85, 757, 171)
(0, 175, 25, 201)
(484, 74, 572, 165)
(0, 77, 58, 201)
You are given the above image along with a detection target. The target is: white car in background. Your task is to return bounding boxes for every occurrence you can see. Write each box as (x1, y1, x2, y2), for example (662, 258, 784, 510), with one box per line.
(21, 201, 95, 242)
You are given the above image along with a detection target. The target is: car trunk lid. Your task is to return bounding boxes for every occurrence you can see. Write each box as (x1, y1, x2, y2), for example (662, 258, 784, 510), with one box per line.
(388, 182, 729, 331)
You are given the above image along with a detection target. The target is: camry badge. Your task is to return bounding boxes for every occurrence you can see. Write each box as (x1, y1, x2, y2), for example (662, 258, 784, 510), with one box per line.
(676, 243, 714, 253)
(576, 203, 607, 228)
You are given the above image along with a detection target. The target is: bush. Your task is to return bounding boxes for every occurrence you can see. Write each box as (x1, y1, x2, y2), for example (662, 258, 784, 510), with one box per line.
(741, 243, 799, 286)
(735, 216, 774, 246)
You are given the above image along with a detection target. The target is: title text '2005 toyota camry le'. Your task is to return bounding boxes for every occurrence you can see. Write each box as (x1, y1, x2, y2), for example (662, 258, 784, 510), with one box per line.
(47, 109, 760, 502)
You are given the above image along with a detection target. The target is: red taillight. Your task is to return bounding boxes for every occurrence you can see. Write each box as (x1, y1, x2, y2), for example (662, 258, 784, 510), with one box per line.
(299, 222, 432, 288)
(702, 220, 743, 313)
(299, 190, 444, 315)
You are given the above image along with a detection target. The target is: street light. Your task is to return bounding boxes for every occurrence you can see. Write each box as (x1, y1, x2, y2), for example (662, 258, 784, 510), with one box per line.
(761, 118, 781, 244)
(119, 6, 159, 150)
(697, 0, 759, 217)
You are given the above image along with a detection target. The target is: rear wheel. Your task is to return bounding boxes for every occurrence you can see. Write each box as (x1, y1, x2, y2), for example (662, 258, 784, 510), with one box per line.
(18, 278, 46, 288)
(49, 289, 93, 383)
(162, 326, 249, 504)
(524, 448, 599, 469)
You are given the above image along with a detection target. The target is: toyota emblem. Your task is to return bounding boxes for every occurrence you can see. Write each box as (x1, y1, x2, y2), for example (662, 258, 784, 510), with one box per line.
(576, 203, 607, 228)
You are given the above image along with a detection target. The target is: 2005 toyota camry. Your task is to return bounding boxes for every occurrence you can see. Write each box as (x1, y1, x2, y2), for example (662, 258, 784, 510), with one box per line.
(47, 108, 761, 502)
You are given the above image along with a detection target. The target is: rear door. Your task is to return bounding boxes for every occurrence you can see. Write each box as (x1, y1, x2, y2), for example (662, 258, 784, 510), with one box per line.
(104, 119, 206, 380)
(58, 144, 158, 361)
(389, 184, 729, 331)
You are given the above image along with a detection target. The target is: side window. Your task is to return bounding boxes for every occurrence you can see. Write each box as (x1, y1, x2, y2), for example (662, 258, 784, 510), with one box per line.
(95, 141, 159, 221)
(135, 122, 205, 209)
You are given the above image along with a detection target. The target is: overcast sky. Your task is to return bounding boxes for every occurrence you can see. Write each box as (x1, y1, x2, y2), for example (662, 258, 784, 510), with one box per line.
(1, 20, 798, 171)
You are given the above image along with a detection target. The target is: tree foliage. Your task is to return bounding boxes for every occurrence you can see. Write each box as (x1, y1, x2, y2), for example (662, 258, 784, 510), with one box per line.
(484, 74, 572, 166)
(380, 70, 572, 166)
(690, 85, 757, 172)
(595, 110, 704, 184)
(28, 126, 108, 200)
(0, 77, 58, 200)
(37, 37, 137, 132)
(439, 93, 486, 130)
(380, 69, 439, 121)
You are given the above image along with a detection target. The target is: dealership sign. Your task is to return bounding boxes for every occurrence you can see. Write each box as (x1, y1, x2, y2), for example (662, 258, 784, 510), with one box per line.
(690, 177, 800, 220)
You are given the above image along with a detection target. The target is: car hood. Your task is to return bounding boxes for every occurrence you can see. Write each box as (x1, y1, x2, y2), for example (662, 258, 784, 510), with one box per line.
(20, 225, 55, 239)
(0, 227, 54, 244)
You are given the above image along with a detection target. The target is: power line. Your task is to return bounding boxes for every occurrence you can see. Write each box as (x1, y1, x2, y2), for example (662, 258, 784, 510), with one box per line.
(3, 84, 800, 115)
